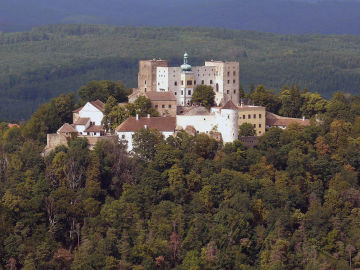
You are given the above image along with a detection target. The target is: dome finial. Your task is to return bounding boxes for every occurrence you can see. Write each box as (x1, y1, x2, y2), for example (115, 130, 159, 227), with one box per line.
(181, 51, 191, 72)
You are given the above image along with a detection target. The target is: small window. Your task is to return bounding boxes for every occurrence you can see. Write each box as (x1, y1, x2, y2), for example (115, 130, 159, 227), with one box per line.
(243, 115, 245, 119)
(228, 115, 230, 119)
(144, 80, 146, 85)
(259, 131, 262, 134)
(259, 124, 262, 128)
(181, 80, 184, 85)
(259, 114, 262, 118)
(201, 80, 204, 85)
(187, 80, 192, 86)
(233, 80, 236, 84)
(188, 90, 191, 95)
(194, 80, 196, 85)
(155, 105, 158, 108)
(248, 114, 251, 119)
(253, 124, 256, 128)
(162, 104, 165, 108)
(253, 114, 256, 118)
(168, 105, 171, 108)
(121, 134, 125, 139)
(181, 90, 184, 95)
(158, 82, 160, 85)
(210, 80, 213, 84)
(233, 71, 236, 76)
(233, 90, 236, 94)
(174, 81, 177, 86)
(174, 92, 177, 95)
(227, 80, 230, 84)
(145, 88, 147, 92)
(227, 90, 229, 94)
(227, 72, 230, 76)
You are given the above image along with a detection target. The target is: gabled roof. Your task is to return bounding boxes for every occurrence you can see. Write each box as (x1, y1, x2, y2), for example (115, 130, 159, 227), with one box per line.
(84, 125, 104, 132)
(266, 112, 310, 127)
(74, 117, 90, 125)
(8, 123, 20, 128)
(116, 117, 176, 132)
(72, 100, 105, 113)
(145, 91, 177, 101)
(222, 100, 238, 110)
(57, 123, 77, 133)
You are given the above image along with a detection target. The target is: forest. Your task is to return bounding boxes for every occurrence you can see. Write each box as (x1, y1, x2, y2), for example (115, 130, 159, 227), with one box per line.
(1, 80, 360, 269)
(2, 24, 360, 120)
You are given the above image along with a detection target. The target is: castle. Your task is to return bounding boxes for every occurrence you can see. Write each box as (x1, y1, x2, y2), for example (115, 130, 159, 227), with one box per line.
(45, 52, 310, 153)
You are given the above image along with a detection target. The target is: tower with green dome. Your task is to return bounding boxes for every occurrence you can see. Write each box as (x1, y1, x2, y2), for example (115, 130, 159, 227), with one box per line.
(180, 52, 195, 106)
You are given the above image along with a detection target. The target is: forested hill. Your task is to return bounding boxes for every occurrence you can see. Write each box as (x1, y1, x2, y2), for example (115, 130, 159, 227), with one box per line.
(1, 24, 360, 120)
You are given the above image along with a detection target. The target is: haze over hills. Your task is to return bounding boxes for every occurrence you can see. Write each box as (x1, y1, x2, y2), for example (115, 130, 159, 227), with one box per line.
(1, 0, 360, 34)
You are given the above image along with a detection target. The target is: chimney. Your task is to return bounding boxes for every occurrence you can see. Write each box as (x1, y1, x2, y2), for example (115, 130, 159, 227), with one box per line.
(144, 125, 147, 129)
(147, 114, 150, 118)
(136, 114, 139, 120)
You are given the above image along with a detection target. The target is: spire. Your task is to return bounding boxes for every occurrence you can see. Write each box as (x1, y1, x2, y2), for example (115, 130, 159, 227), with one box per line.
(181, 51, 192, 72)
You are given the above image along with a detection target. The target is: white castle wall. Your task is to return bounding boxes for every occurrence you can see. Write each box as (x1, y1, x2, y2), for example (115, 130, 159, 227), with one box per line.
(79, 103, 104, 125)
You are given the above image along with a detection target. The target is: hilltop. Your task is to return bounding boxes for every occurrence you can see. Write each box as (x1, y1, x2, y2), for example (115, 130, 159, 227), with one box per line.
(1, 24, 360, 119)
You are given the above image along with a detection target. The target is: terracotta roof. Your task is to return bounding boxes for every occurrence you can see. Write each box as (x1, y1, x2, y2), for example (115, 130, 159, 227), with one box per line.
(84, 125, 104, 132)
(266, 112, 310, 127)
(116, 117, 176, 132)
(8, 123, 20, 128)
(72, 106, 83, 113)
(145, 91, 177, 101)
(74, 117, 90, 125)
(222, 100, 238, 110)
(58, 123, 77, 133)
(179, 106, 210, 115)
(90, 100, 105, 112)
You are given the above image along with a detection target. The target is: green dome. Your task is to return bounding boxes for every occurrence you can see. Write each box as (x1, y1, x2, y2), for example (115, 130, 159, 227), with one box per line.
(181, 52, 192, 72)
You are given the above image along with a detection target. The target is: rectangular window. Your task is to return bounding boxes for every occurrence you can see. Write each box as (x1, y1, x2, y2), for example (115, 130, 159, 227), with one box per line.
(259, 124, 262, 128)
(181, 90, 184, 95)
(227, 90, 229, 94)
(248, 114, 251, 119)
(162, 104, 165, 108)
(174, 92, 177, 95)
(259, 114, 262, 118)
(168, 105, 171, 108)
(181, 80, 184, 85)
(188, 90, 191, 95)
(233, 90, 236, 94)
(187, 80, 192, 86)
(243, 115, 245, 119)
(145, 80, 146, 85)
(201, 80, 204, 85)
(233, 71, 236, 76)
(253, 114, 256, 119)
(174, 81, 177, 86)
(227, 72, 230, 76)
(122, 134, 125, 139)
(233, 80, 236, 84)
(194, 80, 196, 85)
(227, 80, 230, 84)
(253, 124, 256, 128)
(210, 80, 213, 84)
(155, 105, 158, 108)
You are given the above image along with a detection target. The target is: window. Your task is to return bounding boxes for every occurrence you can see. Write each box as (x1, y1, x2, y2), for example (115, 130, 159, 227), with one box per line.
(188, 90, 191, 95)
(181, 90, 184, 95)
(181, 80, 184, 85)
(210, 80, 213, 84)
(162, 104, 165, 108)
(216, 83, 219, 92)
(233, 90, 236, 94)
(158, 82, 160, 85)
(174, 92, 177, 95)
(253, 124, 256, 128)
(248, 114, 251, 119)
(145, 88, 147, 92)
(227, 90, 229, 94)
(233, 71, 236, 76)
(259, 124, 262, 128)
(144, 80, 146, 85)
(233, 80, 236, 84)
(259, 131, 262, 134)
(121, 134, 125, 139)
(155, 105, 158, 108)
(259, 114, 262, 118)
(228, 115, 230, 119)
(168, 105, 172, 108)
(227, 80, 230, 84)
(187, 80, 192, 86)
(174, 81, 177, 86)
(201, 80, 204, 85)
(227, 72, 230, 76)
(243, 115, 245, 119)
(194, 80, 196, 85)
(253, 114, 256, 118)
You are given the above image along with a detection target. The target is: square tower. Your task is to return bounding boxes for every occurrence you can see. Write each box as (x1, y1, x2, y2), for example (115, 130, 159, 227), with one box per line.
(138, 59, 168, 92)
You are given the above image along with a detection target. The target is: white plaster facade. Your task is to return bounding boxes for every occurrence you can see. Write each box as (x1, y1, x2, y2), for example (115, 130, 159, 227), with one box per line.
(156, 57, 240, 106)
(78, 103, 104, 126)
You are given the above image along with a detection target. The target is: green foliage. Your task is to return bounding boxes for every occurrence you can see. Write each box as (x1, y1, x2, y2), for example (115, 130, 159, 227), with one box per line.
(239, 123, 256, 137)
(191, 85, 215, 108)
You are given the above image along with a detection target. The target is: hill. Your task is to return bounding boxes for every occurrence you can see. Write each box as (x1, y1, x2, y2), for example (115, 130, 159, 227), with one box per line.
(1, 0, 360, 35)
(1, 24, 360, 120)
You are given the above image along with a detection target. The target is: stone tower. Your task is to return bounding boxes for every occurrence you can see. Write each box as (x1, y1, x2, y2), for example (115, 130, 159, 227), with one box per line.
(216, 100, 239, 143)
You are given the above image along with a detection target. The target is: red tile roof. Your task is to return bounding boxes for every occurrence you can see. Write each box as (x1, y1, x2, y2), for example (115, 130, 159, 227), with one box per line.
(74, 117, 90, 125)
(116, 117, 176, 132)
(222, 100, 238, 110)
(266, 112, 310, 127)
(145, 91, 177, 101)
(84, 125, 104, 132)
(72, 106, 83, 113)
(58, 123, 77, 133)
(8, 123, 20, 128)
(72, 100, 104, 113)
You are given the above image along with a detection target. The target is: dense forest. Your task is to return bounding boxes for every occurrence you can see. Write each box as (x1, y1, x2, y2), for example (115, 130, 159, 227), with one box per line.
(2, 80, 360, 269)
(1, 24, 360, 120)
